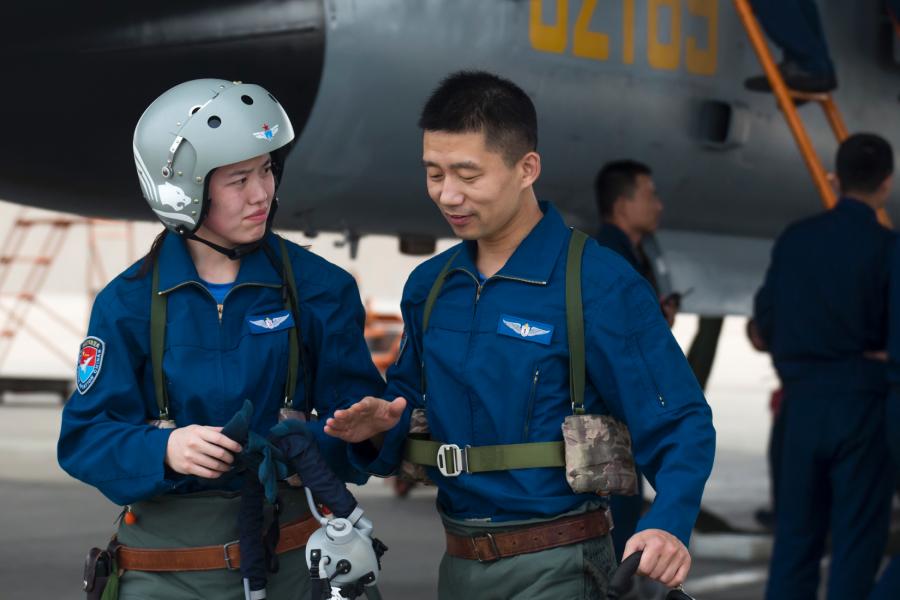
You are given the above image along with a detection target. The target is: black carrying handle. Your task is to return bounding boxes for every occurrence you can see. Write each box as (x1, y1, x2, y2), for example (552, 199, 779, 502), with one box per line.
(607, 551, 696, 600)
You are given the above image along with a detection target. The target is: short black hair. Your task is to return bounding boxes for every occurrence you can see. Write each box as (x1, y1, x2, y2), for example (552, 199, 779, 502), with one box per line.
(836, 133, 894, 195)
(418, 71, 537, 166)
(594, 160, 653, 219)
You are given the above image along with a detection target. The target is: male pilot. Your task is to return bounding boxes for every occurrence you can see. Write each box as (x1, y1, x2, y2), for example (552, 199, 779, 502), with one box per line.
(326, 71, 715, 598)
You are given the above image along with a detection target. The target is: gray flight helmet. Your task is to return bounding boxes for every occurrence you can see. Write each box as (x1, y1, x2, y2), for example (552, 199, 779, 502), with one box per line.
(133, 79, 295, 234)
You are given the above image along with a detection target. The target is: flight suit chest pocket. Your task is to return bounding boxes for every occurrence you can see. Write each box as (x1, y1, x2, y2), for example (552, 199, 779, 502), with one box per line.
(246, 309, 294, 334)
(425, 306, 473, 333)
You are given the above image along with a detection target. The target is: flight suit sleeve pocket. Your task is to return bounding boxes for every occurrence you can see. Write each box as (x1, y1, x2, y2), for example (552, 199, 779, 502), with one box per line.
(631, 325, 672, 412)
(632, 321, 702, 414)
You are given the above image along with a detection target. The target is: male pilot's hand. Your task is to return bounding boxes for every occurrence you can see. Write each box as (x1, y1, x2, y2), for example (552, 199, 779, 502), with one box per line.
(165, 425, 242, 479)
(623, 528, 691, 588)
(324, 396, 407, 443)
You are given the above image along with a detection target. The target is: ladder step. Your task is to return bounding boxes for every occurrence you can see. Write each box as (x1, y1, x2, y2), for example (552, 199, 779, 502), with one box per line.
(0, 256, 53, 265)
(786, 90, 833, 104)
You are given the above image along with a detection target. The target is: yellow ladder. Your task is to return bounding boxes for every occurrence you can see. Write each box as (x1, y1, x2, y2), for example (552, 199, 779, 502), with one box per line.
(733, 0, 892, 227)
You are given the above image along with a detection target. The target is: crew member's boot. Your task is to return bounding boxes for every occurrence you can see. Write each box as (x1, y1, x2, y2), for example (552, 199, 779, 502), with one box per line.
(744, 59, 837, 93)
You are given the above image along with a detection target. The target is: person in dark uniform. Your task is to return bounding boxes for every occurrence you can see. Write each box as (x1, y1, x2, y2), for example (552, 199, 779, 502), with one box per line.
(746, 318, 783, 531)
(744, 0, 837, 93)
(593, 161, 674, 324)
(593, 160, 675, 565)
(593, 161, 728, 568)
(754, 133, 895, 599)
(874, 237, 900, 599)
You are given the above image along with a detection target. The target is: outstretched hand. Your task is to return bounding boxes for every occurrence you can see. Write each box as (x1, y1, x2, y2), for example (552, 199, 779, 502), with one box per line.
(324, 396, 407, 443)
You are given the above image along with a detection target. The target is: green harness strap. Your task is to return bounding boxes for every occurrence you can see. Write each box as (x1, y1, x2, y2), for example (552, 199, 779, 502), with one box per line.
(150, 237, 305, 423)
(151, 260, 169, 421)
(420, 249, 460, 400)
(404, 229, 589, 475)
(567, 230, 588, 415)
(277, 236, 306, 414)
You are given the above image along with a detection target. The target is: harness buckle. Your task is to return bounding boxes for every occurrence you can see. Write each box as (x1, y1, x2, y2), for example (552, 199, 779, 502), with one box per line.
(436, 443, 468, 477)
(223, 540, 239, 571)
(471, 532, 501, 563)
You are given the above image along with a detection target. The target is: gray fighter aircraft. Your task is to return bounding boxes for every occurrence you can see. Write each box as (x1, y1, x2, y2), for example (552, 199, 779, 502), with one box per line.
(1, 0, 898, 314)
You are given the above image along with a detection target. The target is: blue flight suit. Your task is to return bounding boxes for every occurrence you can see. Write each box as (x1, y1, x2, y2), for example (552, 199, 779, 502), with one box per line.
(58, 232, 382, 505)
(873, 237, 900, 600)
(353, 202, 715, 550)
(594, 223, 656, 560)
(754, 197, 893, 599)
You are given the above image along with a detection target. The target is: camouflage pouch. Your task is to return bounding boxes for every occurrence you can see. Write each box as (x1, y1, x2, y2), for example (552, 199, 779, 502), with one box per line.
(398, 408, 435, 485)
(561, 414, 638, 496)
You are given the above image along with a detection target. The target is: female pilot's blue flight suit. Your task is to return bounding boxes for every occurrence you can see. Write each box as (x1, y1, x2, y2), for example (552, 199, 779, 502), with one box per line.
(58, 230, 385, 597)
(351, 202, 715, 598)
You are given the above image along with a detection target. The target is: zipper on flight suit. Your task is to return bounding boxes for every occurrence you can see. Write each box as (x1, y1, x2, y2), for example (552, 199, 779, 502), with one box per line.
(160, 281, 278, 324)
(635, 341, 666, 408)
(450, 269, 548, 306)
(523, 365, 541, 441)
(158, 281, 283, 419)
(444, 268, 549, 440)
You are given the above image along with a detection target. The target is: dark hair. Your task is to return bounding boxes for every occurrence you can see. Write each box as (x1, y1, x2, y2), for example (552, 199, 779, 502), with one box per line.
(418, 71, 537, 166)
(594, 160, 653, 219)
(131, 229, 169, 279)
(836, 133, 894, 195)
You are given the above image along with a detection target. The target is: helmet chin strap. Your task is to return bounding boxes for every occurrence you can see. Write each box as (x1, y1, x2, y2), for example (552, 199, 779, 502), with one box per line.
(180, 198, 280, 261)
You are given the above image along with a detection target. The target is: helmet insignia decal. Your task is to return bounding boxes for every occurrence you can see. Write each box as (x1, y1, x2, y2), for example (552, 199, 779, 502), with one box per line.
(157, 182, 191, 211)
(133, 144, 160, 205)
(252, 123, 279, 141)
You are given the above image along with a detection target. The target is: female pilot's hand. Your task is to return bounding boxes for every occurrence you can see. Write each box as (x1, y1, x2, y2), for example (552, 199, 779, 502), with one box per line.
(165, 425, 243, 479)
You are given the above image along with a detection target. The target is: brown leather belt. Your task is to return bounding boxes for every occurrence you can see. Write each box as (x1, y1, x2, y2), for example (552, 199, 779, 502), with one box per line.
(445, 508, 613, 562)
(116, 516, 320, 572)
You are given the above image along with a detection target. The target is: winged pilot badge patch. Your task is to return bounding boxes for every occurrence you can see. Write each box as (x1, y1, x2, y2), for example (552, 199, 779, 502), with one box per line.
(497, 314, 554, 346)
(247, 310, 294, 334)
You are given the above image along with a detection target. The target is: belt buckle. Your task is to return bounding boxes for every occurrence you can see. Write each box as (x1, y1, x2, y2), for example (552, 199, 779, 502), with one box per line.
(223, 540, 239, 571)
(436, 443, 467, 477)
(471, 532, 501, 563)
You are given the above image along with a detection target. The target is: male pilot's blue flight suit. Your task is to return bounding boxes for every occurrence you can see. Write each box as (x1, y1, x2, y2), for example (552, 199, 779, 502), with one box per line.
(595, 223, 657, 560)
(874, 238, 900, 600)
(59, 231, 382, 505)
(754, 197, 894, 599)
(352, 202, 715, 596)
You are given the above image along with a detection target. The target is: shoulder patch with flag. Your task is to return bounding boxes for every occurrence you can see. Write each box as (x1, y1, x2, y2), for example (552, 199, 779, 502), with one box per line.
(247, 309, 294, 334)
(497, 314, 554, 346)
(76, 336, 105, 394)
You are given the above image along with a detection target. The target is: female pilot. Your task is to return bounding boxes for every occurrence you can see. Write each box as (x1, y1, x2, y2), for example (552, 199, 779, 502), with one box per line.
(58, 79, 385, 599)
